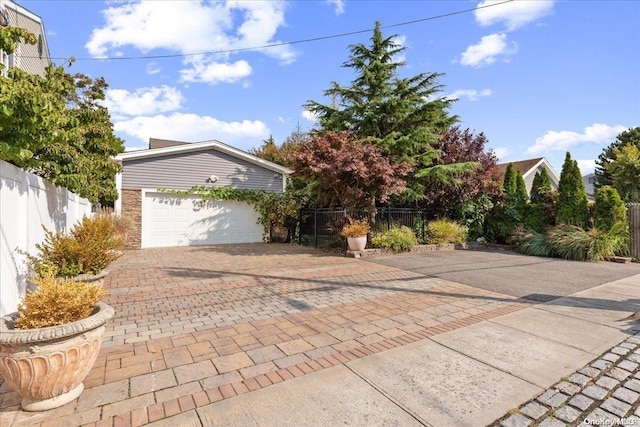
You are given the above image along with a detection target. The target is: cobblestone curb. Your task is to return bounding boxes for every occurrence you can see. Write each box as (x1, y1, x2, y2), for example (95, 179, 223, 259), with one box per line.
(492, 332, 640, 427)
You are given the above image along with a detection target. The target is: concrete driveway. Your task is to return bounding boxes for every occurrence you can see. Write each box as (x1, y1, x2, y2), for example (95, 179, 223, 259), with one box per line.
(366, 247, 640, 302)
(1, 244, 638, 426)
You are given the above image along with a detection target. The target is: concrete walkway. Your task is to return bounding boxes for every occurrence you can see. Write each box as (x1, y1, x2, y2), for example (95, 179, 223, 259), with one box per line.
(0, 245, 638, 426)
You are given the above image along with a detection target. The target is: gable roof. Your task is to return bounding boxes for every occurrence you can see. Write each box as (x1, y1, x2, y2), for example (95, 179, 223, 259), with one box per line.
(116, 139, 293, 175)
(496, 157, 560, 184)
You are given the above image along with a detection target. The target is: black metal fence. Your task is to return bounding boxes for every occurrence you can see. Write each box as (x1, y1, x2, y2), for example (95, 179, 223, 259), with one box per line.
(298, 207, 426, 249)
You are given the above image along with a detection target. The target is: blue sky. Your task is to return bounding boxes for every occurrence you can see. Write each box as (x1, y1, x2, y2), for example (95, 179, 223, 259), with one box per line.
(19, 0, 640, 176)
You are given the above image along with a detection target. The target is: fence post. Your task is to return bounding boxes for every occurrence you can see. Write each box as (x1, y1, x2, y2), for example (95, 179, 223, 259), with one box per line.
(421, 211, 425, 242)
(314, 209, 318, 248)
(386, 207, 391, 231)
(628, 203, 640, 260)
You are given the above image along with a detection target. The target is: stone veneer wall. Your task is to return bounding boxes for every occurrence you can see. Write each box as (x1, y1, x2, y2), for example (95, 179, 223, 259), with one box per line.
(121, 189, 142, 249)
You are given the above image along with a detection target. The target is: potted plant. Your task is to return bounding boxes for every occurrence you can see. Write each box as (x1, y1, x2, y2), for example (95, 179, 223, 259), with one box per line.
(0, 273, 113, 411)
(25, 215, 124, 286)
(340, 217, 370, 251)
(261, 192, 300, 243)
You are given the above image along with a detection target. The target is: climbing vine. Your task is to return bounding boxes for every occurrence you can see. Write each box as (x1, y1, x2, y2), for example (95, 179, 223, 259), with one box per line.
(158, 185, 304, 240)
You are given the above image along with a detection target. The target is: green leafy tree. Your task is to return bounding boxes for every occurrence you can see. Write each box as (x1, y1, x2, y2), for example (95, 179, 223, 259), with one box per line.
(304, 22, 474, 202)
(605, 144, 640, 203)
(556, 152, 589, 227)
(595, 127, 640, 189)
(0, 28, 124, 203)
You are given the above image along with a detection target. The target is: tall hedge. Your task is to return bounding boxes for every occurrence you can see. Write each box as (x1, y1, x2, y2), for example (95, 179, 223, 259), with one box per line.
(530, 168, 552, 204)
(594, 186, 628, 232)
(556, 152, 589, 227)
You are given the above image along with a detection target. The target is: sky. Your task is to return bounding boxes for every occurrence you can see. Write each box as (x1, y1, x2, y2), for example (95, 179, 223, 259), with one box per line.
(15, 0, 640, 176)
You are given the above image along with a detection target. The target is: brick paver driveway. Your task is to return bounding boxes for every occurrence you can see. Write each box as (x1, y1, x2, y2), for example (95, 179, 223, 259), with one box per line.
(2, 244, 533, 426)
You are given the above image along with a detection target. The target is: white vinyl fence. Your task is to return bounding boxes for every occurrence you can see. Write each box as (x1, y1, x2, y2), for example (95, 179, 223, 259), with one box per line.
(0, 160, 92, 316)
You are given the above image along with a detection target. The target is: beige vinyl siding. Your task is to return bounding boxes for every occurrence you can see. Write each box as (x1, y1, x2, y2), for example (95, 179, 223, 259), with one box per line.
(122, 149, 283, 193)
(4, 4, 49, 76)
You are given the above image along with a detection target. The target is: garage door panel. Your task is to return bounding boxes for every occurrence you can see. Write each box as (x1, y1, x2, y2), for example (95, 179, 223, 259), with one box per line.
(142, 192, 263, 248)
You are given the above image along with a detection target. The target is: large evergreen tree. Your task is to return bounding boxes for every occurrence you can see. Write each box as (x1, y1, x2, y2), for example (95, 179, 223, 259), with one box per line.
(304, 22, 475, 203)
(594, 127, 640, 189)
(556, 152, 589, 227)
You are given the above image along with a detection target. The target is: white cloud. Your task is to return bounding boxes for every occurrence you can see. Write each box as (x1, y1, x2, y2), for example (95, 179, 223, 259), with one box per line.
(146, 62, 161, 75)
(301, 110, 318, 122)
(115, 113, 269, 150)
(526, 123, 628, 154)
(475, 0, 554, 31)
(124, 145, 149, 152)
(104, 86, 184, 118)
(445, 88, 492, 102)
(576, 160, 596, 176)
(86, 1, 295, 82)
(460, 33, 517, 68)
(391, 35, 407, 63)
(326, 0, 345, 15)
(492, 147, 509, 160)
(180, 58, 252, 85)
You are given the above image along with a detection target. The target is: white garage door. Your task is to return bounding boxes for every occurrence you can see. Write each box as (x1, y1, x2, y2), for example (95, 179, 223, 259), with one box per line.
(142, 191, 263, 248)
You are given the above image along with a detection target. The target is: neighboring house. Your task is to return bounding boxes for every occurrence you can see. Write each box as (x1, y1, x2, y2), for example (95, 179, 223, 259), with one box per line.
(114, 138, 293, 249)
(0, 0, 50, 76)
(582, 173, 596, 199)
(496, 157, 560, 196)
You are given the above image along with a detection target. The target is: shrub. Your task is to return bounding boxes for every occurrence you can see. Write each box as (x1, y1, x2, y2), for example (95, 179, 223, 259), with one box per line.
(516, 221, 629, 262)
(524, 187, 558, 233)
(593, 186, 628, 232)
(14, 273, 105, 329)
(425, 219, 468, 244)
(483, 201, 520, 244)
(372, 226, 418, 252)
(514, 230, 554, 258)
(340, 217, 370, 238)
(28, 215, 123, 277)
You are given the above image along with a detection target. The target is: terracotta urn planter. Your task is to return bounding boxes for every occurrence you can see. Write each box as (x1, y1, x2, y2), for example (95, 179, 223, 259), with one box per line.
(26, 270, 108, 293)
(270, 226, 289, 243)
(0, 302, 114, 411)
(73, 269, 109, 288)
(347, 235, 367, 252)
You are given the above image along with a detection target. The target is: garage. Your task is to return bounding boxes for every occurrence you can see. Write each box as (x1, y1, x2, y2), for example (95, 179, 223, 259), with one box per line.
(115, 138, 292, 249)
(141, 191, 263, 248)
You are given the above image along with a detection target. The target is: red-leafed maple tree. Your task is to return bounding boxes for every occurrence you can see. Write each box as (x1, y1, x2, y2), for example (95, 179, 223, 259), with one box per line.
(289, 131, 411, 214)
